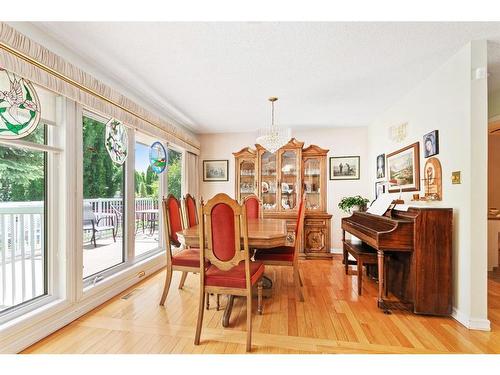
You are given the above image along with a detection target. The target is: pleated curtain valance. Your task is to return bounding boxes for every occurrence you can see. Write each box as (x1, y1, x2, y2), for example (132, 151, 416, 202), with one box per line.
(0, 22, 200, 154)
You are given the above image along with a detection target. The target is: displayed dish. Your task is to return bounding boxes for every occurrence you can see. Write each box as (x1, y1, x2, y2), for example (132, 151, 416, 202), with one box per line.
(262, 181, 269, 193)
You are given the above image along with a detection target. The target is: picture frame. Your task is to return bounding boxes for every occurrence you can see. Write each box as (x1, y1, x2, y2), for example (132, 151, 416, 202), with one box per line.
(423, 130, 439, 158)
(203, 160, 229, 182)
(376, 153, 385, 179)
(386, 142, 420, 192)
(375, 181, 386, 199)
(329, 156, 360, 180)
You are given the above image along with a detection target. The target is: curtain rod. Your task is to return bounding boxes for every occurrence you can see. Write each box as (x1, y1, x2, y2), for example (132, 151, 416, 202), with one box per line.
(0, 41, 200, 151)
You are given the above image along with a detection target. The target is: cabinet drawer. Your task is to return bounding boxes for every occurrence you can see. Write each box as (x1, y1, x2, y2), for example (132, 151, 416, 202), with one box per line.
(305, 219, 326, 227)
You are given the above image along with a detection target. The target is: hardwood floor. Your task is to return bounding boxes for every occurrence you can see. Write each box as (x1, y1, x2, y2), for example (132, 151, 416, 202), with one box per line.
(22, 258, 500, 354)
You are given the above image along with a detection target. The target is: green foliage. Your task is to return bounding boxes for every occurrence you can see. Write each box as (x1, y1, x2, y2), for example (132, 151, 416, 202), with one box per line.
(167, 149, 182, 199)
(0, 125, 45, 202)
(338, 195, 370, 213)
(82, 116, 124, 199)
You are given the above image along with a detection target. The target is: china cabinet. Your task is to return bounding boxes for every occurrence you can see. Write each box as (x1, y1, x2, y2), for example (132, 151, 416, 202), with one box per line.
(233, 139, 332, 257)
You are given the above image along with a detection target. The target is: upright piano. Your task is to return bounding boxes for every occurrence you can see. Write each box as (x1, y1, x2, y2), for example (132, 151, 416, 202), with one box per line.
(341, 207, 453, 315)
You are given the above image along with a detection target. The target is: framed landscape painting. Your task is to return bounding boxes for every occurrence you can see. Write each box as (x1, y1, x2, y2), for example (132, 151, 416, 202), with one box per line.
(386, 142, 420, 192)
(203, 160, 229, 182)
(329, 156, 360, 180)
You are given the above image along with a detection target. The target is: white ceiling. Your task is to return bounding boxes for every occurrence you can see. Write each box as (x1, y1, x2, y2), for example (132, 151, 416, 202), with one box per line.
(27, 22, 500, 133)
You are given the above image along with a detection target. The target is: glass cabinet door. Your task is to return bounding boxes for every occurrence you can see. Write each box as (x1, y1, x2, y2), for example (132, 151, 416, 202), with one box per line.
(260, 151, 277, 211)
(279, 150, 299, 211)
(239, 159, 256, 199)
(303, 157, 322, 211)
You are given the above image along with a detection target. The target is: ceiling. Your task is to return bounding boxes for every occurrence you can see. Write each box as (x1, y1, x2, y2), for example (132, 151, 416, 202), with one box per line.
(28, 22, 500, 134)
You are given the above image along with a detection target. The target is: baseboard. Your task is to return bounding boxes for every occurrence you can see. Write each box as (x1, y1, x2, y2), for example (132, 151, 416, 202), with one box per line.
(0, 256, 166, 354)
(452, 307, 491, 331)
(331, 247, 343, 254)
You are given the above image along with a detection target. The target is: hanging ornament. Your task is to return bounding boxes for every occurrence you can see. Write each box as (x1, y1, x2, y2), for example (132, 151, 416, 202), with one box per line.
(149, 141, 167, 174)
(0, 67, 41, 139)
(105, 118, 128, 164)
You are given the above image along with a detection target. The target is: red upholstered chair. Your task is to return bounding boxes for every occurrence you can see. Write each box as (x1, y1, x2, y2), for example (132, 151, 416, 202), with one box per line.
(254, 194, 306, 301)
(194, 193, 264, 352)
(182, 193, 199, 229)
(159, 194, 201, 306)
(242, 194, 262, 220)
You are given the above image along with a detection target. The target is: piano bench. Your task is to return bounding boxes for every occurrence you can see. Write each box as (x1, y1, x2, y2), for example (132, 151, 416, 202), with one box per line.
(342, 240, 378, 295)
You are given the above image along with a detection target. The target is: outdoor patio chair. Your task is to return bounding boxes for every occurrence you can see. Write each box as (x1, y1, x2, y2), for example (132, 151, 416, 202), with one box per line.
(83, 202, 116, 248)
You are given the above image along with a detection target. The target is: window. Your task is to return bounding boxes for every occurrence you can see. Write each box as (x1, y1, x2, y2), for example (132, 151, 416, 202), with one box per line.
(167, 148, 182, 200)
(134, 139, 160, 257)
(0, 84, 59, 316)
(82, 114, 125, 280)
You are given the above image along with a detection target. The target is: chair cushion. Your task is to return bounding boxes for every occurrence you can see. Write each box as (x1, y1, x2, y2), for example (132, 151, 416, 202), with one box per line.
(254, 246, 294, 262)
(172, 248, 200, 268)
(205, 261, 265, 289)
(245, 197, 260, 219)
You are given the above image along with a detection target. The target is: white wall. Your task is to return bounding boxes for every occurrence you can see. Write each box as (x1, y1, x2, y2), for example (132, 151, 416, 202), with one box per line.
(199, 127, 370, 250)
(368, 41, 489, 330)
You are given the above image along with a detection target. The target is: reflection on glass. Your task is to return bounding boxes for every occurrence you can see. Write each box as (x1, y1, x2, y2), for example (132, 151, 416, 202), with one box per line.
(280, 150, 297, 210)
(134, 141, 160, 257)
(239, 160, 255, 199)
(82, 116, 124, 279)
(260, 151, 277, 210)
(304, 158, 321, 210)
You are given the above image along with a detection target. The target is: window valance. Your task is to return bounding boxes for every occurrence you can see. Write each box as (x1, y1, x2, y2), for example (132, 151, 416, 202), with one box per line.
(0, 22, 200, 154)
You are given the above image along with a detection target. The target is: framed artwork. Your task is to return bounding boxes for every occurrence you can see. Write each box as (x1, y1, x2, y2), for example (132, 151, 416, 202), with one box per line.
(376, 154, 385, 179)
(423, 130, 439, 158)
(0, 68, 41, 139)
(149, 141, 167, 174)
(375, 181, 386, 199)
(203, 160, 229, 182)
(105, 118, 128, 165)
(386, 142, 420, 192)
(329, 156, 360, 180)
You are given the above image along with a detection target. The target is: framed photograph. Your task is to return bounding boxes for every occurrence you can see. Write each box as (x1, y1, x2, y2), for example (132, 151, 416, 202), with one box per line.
(203, 160, 229, 182)
(386, 142, 420, 192)
(375, 181, 386, 199)
(423, 130, 439, 158)
(329, 156, 360, 180)
(376, 154, 385, 179)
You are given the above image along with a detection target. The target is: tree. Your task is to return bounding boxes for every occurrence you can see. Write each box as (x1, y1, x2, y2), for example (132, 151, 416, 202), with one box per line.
(167, 149, 182, 199)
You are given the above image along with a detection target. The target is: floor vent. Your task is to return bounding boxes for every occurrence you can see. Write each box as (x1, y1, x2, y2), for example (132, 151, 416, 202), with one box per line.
(121, 288, 143, 300)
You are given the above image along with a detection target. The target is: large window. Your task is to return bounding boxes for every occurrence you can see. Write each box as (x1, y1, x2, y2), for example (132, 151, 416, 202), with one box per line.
(0, 83, 59, 316)
(82, 114, 125, 280)
(134, 139, 160, 257)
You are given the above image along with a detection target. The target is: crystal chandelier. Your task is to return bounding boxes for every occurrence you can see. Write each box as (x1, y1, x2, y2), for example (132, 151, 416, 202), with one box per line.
(256, 97, 291, 154)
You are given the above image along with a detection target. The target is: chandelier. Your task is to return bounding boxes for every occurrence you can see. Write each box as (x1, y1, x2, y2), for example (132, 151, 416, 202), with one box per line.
(256, 97, 291, 154)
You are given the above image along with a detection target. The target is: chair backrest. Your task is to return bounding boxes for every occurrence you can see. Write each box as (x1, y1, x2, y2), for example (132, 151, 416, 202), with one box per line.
(162, 194, 183, 251)
(182, 193, 198, 228)
(242, 194, 262, 220)
(292, 194, 307, 262)
(83, 202, 96, 224)
(199, 193, 250, 278)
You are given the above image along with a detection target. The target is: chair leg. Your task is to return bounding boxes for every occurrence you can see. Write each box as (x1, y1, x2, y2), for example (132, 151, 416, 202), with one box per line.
(178, 272, 188, 289)
(257, 280, 263, 315)
(194, 287, 206, 346)
(344, 247, 349, 275)
(294, 267, 304, 302)
(246, 294, 253, 352)
(298, 271, 304, 287)
(216, 294, 220, 311)
(357, 260, 363, 295)
(206, 293, 210, 310)
(112, 228, 116, 242)
(92, 231, 97, 248)
(159, 266, 173, 306)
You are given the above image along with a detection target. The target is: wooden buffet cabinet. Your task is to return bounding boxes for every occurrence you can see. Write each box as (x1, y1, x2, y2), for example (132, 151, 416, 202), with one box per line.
(233, 139, 332, 257)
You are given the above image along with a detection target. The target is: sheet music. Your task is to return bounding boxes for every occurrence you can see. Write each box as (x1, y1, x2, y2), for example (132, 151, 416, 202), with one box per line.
(366, 193, 397, 216)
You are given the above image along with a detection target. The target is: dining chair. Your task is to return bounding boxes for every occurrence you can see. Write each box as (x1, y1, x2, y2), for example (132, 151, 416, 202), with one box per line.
(253, 193, 306, 301)
(242, 194, 263, 220)
(194, 193, 264, 352)
(159, 194, 201, 306)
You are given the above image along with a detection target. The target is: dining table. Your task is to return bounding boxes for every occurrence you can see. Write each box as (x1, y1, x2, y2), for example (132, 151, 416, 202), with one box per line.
(176, 217, 288, 327)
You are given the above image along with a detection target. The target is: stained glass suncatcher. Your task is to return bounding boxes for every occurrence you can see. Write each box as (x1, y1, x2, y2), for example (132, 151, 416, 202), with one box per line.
(105, 118, 128, 164)
(149, 141, 167, 174)
(0, 68, 41, 139)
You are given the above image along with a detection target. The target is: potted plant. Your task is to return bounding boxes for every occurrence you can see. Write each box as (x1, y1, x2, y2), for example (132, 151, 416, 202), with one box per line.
(338, 195, 370, 213)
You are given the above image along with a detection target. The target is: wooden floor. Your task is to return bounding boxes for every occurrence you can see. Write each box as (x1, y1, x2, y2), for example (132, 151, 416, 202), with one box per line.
(22, 258, 500, 354)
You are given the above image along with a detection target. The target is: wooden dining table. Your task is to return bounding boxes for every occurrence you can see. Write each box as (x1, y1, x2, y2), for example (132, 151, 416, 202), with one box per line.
(176, 217, 288, 327)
